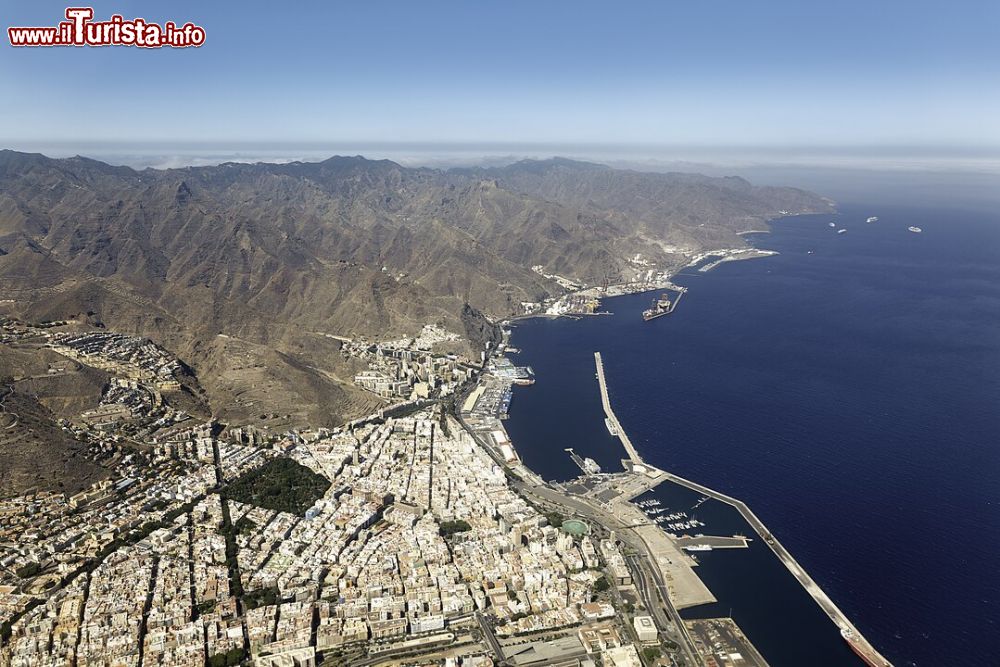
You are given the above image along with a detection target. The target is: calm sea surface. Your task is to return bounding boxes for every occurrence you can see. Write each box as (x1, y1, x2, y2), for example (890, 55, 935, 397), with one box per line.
(504, 201, 1000, 666)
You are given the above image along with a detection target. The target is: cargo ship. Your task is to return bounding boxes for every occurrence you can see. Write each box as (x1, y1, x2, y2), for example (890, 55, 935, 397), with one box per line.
(642, 294, 674, 321)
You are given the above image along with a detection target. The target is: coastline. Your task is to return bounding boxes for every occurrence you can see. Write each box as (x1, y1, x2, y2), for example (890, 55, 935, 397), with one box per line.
(491, 240, 893, 666)
(592, 350, 890, 666)
(512, 222, 792, 326)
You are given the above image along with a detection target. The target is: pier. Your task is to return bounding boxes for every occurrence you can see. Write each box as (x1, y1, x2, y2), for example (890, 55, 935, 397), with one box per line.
(594, 352, 643, 464)
(667, 288, 684, 313)
(593, 351, 892, 667)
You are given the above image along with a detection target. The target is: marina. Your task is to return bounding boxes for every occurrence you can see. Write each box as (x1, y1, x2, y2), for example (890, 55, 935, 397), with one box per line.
(593, 351, 890, 666)
(503, 200, 1000, 667)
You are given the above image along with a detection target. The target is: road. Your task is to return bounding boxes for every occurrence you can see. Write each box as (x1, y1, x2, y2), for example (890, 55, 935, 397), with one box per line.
(626, 553, 672, 631)
(476, 610, 504, 659)
(453, 391, 704, 665)
(627, 554, 702, 666)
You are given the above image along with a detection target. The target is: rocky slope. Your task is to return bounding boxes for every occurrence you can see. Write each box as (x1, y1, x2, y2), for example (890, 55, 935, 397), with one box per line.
(0, 151, 832, 430)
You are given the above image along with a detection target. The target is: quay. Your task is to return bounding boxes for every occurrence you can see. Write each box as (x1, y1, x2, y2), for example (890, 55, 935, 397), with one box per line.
(659, 468, 891, 666)
(593, 351, 892, 667)
(675, 535, 749, 550)
(594, 352, 642, 464)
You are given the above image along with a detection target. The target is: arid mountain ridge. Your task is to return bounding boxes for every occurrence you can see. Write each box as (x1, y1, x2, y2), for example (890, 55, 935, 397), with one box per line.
(0, 150, 832, 430)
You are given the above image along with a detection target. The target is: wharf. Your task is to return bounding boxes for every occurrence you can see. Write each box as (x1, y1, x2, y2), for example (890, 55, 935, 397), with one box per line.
(675, 534, 749, 550)
(594, 352, 642, 464)
(565, 448, 599, 475)
(593, 351, 892, 667)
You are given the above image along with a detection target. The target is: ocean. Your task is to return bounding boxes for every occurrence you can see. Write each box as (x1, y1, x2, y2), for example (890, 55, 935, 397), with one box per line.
(503, 195, 1000, 666)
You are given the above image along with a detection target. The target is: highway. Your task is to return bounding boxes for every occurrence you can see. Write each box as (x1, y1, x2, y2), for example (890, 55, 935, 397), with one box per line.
(453, 398, 705, 666)
(627, 553, 702, 667)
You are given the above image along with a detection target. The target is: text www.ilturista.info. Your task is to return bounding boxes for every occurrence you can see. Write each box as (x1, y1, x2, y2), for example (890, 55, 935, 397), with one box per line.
(8, 7, 205, 48)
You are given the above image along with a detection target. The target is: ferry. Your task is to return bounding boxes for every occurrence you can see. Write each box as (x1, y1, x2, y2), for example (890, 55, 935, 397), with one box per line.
(605, 417, 618, 436)
(682, 544, 713, 552)
(837, 229, 847, 234)
(908, 226, 922, 233)
(866, 216, 878, 223)
(581, 457, 602, 475)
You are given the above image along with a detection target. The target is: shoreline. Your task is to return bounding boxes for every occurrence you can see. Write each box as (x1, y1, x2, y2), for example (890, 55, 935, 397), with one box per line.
(595, 349, 889, 666)
(495, 253, 893, 666)
(506, 212, 801, 324)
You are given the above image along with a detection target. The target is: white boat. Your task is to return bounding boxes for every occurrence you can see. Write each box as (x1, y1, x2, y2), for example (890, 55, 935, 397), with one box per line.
(908, 226, 922, 233)
(867, 216, 878, 223)
(682, 544, 713, 552)
(837, 229, 847, 234)
(828, 222, 836, 228)
(605, 417, 617, 436)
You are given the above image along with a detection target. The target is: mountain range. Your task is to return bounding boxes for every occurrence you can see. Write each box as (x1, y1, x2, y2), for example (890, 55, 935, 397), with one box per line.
(0, 150, 831, 433)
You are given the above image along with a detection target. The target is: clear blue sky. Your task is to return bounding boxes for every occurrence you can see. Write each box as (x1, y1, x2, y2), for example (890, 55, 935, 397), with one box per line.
(2, 0, 998, 149)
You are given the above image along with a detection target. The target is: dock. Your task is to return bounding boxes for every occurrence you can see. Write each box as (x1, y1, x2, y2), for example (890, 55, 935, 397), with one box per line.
(593, 351, 892, 667)
(668, 288, 684, 313)
(565, 447, 601, 476)
(659, 469, 891, 665)
(675, 534, 749, 550)
(594, 352, 643, 464)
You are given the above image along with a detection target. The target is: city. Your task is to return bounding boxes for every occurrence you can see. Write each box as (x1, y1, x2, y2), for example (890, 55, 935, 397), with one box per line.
(0, 314, 772, 667)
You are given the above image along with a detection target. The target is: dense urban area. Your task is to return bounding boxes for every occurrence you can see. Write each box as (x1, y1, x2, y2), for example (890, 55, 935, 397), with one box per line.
(0, 299, 781, 667)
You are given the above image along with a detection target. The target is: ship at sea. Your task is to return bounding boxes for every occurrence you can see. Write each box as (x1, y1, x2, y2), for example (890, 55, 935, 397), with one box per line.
(828, 222, 836, 227)
(837, 229, 847, 234)
(867, 216, 879, 223)
(908, 226, 922, 233)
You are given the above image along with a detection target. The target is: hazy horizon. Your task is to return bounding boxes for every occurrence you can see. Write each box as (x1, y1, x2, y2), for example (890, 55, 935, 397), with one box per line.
(3, 1, 998, 150)
(5, 140, 1000, 172)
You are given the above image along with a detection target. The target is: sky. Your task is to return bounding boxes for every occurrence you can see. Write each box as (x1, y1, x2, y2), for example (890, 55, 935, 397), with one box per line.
(1, 0, 999, 166)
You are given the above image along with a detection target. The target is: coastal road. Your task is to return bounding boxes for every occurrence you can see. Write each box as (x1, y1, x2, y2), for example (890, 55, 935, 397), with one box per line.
(506, 479, 703, 666)
(454, 382, 705, 665)
(475, 611, 504, 660)
(628, 553, 703, 667)
(626, 553, 672, 630)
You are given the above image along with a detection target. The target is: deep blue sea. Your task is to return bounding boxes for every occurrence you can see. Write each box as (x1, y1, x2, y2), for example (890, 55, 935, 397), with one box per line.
(504, 197, 1000, 666)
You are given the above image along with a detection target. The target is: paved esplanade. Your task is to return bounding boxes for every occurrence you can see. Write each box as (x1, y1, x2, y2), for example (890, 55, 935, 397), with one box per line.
(593, 350, 892, 667)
